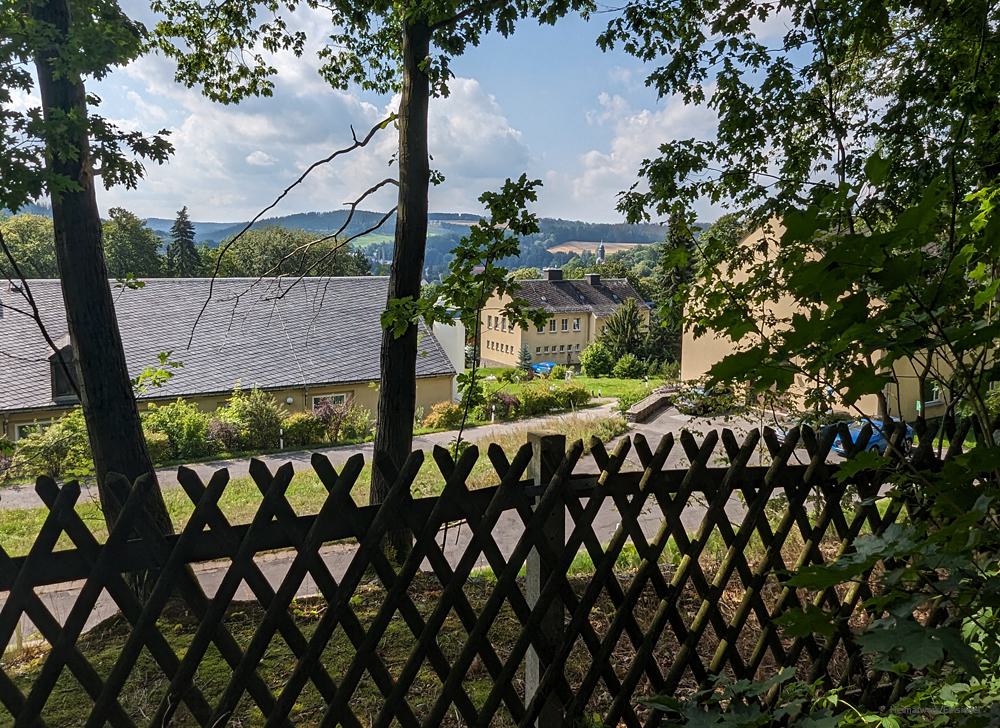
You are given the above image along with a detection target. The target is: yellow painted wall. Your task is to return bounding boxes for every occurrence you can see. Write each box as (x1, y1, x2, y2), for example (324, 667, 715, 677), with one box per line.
(1, 374, 455, 442)
(480, 293, 651, 368)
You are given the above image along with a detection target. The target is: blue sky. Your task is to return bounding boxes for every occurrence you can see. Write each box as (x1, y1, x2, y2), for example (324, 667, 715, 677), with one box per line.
(65, 6, 729, 224)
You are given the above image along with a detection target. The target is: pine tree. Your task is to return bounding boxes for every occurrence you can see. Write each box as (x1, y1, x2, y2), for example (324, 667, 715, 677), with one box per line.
(517, 344, 532, 372)
(167, 206, 200, 277)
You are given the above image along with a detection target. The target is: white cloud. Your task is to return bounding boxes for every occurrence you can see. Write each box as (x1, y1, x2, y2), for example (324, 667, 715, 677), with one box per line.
(95, 47, 532, 221)
(543, 92, 721, 222)
(245, 150, 278, 167)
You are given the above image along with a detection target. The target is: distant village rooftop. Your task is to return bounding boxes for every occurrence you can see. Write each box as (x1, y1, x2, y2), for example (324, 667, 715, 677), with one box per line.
(515, 268, 649, 316)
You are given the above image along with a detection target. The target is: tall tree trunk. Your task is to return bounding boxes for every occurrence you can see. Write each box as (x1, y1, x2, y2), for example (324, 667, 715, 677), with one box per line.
(31, 0, 175, 552)
(370, 17, 431, 560)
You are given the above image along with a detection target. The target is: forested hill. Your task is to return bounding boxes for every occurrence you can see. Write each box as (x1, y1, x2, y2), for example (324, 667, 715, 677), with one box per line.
(143, 210, 667, 247)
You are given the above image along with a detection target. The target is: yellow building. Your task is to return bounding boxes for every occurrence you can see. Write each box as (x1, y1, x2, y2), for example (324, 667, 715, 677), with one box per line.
(679, 222, 950, 419)
(0, 277, 460, 441)
(480, 269, 650, 367)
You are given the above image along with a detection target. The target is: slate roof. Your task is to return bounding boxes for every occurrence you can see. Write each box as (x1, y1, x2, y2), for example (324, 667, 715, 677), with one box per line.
(515, 277, 649, 316)
(0, 277, 456, 413)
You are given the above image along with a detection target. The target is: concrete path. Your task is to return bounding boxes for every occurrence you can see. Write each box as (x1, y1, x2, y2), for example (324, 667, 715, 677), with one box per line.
(0, 405, 779, 647)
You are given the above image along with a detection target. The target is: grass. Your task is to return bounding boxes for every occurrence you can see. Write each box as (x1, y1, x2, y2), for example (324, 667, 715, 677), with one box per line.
(0, 414, 628, 557)
(477, 370, 666, 402)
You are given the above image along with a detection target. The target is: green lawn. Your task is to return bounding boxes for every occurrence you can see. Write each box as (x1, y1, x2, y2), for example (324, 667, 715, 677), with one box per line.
(477, 370, 665, 403)
(0, 414, 627, 557)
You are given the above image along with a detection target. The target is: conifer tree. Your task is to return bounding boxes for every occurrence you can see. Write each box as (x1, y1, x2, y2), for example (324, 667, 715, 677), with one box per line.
(166, 206, 199, 277)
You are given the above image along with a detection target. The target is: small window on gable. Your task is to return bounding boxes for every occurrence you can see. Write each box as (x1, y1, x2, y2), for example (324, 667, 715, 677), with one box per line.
(49, 340, 79, 403)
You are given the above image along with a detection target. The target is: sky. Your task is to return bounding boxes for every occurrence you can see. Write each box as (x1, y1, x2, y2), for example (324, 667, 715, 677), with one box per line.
(53, 6, 739, 224)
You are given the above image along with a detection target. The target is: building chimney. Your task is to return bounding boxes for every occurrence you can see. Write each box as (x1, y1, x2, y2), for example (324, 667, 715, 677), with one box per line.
(585, 272, 601, 286)
(543, 268, 563, 281)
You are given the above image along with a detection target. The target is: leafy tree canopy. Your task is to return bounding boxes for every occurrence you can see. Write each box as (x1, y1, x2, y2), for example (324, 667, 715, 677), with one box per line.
(103, 207, 163, 279)
(0, 213, 57, 278)
(216, 226, 371, 278)
(0, 0, 171, 213)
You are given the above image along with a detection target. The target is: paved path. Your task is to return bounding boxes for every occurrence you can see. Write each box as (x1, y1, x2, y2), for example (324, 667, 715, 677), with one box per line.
(0, 404, 776, 646)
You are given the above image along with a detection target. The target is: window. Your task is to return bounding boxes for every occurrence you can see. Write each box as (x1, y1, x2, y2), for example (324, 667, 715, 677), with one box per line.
(549, 319, 556, 332)
(544, 345, 550, 353)
(313, 393, 348, 412)
(922, 380, 943, 405)
(14, 420, 54, 441)
(559, 345, 565, 352)
(561, 319, 568, 331)
(487, 315, 493, 329)
(536, 346, 541, 354)
(573, 318, 581, 331)
(501, 318, 507, 332)
(575, 343, 580, 351)
(536, 323, 545, 333)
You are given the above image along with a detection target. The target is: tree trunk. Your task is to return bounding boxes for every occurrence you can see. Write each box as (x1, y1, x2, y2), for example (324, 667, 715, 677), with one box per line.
(369, 17, 431, 560)
(31, 0, 175, 563)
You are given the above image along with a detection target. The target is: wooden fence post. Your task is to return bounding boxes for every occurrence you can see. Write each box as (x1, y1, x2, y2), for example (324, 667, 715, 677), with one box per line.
(526, 431, 566, 727)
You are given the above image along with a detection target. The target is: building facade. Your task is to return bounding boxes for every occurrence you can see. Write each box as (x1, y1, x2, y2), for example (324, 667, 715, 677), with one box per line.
(0, 277, 458, 441)
(679, 222, 951, 420)
(480, 269, 650, 367)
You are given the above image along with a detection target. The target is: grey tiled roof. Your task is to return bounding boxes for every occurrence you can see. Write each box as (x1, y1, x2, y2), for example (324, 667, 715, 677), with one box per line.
(0, 277, 455, 413)
(515, 278, 649, 316)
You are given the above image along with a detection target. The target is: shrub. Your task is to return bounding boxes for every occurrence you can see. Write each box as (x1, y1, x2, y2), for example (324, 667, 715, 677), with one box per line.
(422, 401, 464, 429)
(316, 400, 375, 443)
(550, 364, 568, 380)
(612, 353, 646, 379)
(479, 390, 521, 420)
(11, 408, 92, 479)
(223, 387, 286, 450)
(207, 417, 243, 452)
(282, 412, 326, 447)
(519, 385, 561, 416)
(580, 341, 615, 377)
(553, 384, 591, 410)
(142, 398, 214, 460)
(143, 430, 172, 463)
(617, 389, 646, 415)
(339, 403, 375, 441)
(660, 360, 681, 381)
(496, 368, 521, 383)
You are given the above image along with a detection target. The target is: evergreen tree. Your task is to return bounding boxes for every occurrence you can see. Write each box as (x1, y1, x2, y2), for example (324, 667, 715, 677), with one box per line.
(166, 206, 200, 277)
(599, 298, 647, 361)
(517, 344, 532, 372)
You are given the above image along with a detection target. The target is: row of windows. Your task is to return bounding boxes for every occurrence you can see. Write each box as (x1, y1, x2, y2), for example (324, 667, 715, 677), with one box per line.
(535, 318, 582, 334)
(486, 340, 515, 355)
(535, 343, 581, 355)
(486, 315, 515, 332)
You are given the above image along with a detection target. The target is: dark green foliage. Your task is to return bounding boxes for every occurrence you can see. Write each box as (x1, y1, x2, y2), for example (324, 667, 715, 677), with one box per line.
(6, 408, 92, 480)
(580, 341, 615, 377)
(281, 412, 327, 447)
(166, 206, 202, 277)
(217, 226, 370, 278)
(142, 398, 213, 460)
(612, 353, 645, 379)
(517, 344, 533, 371)
(103, 207, 163, 278)
(221, 387, 287, 450)
(599, 298, 647, 360)
(0, 214, 57, 277)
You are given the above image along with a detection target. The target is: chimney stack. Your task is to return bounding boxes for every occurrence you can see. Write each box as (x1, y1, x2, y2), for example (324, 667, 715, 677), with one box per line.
(585, 273, 601, 286)
(543, 268, 563, 281)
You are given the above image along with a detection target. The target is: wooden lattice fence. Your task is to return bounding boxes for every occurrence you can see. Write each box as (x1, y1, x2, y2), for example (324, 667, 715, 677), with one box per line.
(0, 423, 919, 727)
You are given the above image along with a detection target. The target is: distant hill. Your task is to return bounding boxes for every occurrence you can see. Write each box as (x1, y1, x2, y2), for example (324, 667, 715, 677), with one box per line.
(141, 209, 669, 247)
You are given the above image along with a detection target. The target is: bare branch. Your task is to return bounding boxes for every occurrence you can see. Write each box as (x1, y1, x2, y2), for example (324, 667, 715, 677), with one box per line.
(186, 114, 398, 347)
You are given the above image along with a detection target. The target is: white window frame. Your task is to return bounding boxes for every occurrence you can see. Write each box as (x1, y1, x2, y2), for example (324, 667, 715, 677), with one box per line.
(573, 318, 581, 331)
(14, 420, 55, 441)
(549, 319, 556, 332)
(535, 346, 541, 354)
(312, 393, 348, 412)
(536, 323, 545, 334)
(561, 319, 568, 331)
